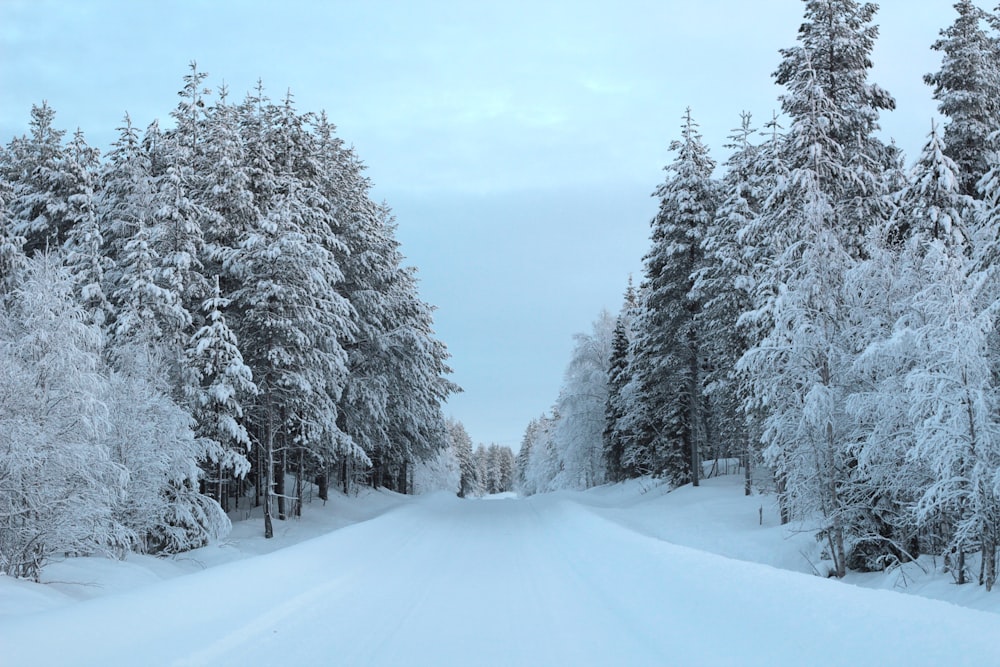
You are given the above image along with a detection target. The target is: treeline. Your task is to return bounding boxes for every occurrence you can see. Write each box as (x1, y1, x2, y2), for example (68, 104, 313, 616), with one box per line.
(415, 419, 515, 497)
(0, 65, 457, 579)
(518, 0, 1000, 590)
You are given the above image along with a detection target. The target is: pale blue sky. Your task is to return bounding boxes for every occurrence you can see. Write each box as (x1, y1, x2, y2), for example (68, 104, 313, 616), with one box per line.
(0, 0, 968, 449)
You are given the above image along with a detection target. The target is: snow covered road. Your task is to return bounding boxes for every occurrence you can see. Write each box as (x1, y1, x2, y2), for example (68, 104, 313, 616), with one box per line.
(4, 492, 1000, 666)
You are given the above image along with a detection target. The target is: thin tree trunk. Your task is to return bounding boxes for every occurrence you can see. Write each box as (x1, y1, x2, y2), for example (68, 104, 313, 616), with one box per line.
(984, 534, 996, 592)
(689, 351, 700, 488)
(317, 463, 329, 502)
(276, 444, 286, 521)
(264, 398, 274, 539)
(399, 460, 409, 494)
(743, 433, 752, 497)
(776, 469, 790, 525)
(295, 449, 303, 517)
(216, 460, 224, 509)
(255, 430, 262, 508)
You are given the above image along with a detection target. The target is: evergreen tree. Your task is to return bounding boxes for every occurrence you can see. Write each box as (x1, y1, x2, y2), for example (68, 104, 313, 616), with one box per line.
(773, 0, 895, 255)
(893, 120, 973, 249)
(6, 102, 70, 255)
(522, 412, 562, 494)
(603, 280, 639, 482)
(185, 277, 257, 511)
(926, 0, 1000, 198)
(448, 418, 477, 498)
(0, 147, 26, 297)
(694, 113, 764, 495)
(630, 108, 718, 484)
(62, 128, 113, 324)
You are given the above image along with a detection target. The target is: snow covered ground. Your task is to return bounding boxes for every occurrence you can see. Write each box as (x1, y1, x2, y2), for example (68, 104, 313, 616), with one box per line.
(3, 476, 1000, 666)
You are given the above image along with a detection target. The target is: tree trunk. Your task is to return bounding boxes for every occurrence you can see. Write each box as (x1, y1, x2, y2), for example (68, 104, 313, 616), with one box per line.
(984, 535, 996, 592)
(399, 460, 409, 494)
(689, 350, 700, 488)
(276, 444, 287, 521)
(255, 433, 262, 508)
(294, 448, 305, 517)
(317, 466, 329, 502)
(776, 469, 791, 525)
(216, 460, 224, 510)
(264, 398, 274, 539)
(743, 434, 752, 497)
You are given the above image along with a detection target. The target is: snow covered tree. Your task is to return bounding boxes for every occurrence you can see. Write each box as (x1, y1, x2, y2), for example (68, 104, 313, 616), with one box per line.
(604, 279, 639, 482)
(892, 121, 974, 249)
(342, 203, 456, 492)
(629, 108, 718, 484)
(737, 179, 858, 578)
(448, 418, 477, 498)
(185, 277, 257, 511)
(552, 310, 615, 489)
(0, 254, 130, 580)
(412, 442, 461, 495)
(903, 242, 1000, 588)
(6, 102, 70, 255)
(773, 0, 896, 256)
(694, 113, 764, 495)
(737, 57, 867, 576)
(102, 364, 231, 556)
(62, 128, 113, 325)
(99, 114, 154, 270)
(0, 150, 26, 297)
(226, 187, 343, 536)
(926, 0, 1000, 198)
(521, 413, 562, 495)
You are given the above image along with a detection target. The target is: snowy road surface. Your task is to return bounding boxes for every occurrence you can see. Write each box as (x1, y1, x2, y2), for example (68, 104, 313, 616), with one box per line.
(4, 492, 1000, 666)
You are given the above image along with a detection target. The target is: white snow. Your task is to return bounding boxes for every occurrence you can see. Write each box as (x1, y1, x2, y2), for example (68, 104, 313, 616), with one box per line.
(3, 476, 1000, 666)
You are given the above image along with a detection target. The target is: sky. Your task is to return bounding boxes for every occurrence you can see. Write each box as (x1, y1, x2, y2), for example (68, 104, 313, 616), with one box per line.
(0, 0, 973, 450)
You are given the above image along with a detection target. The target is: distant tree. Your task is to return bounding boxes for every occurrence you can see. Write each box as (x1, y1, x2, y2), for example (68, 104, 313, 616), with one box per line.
(448, 419, 477, 498)
(603, 279, 639, 482)
(521, 413, 562, 495)
(553, 310, 615, 489)
(412, 438, 461, 495)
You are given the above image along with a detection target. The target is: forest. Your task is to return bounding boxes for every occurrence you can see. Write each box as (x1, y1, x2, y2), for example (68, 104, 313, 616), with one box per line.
(0, 68, 477, 580)
(515, 0, 1000, 590)
(5, 0, 1000, 599)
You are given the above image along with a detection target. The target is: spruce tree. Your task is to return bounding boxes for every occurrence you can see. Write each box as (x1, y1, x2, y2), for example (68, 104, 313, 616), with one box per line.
(926, 0, 1000, 198)
(62, 128, 113, 325)
(695, 113, 764, 496)
(185, 277, 257, 511)
(630, 108, 718, 484)
(6, 102, 70, 255)
(773, 0, 895, 255)
(603, 280, 639, 482)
